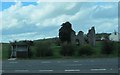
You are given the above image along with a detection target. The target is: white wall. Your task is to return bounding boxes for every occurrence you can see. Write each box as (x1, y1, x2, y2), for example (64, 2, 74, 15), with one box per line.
(109, 33, 119, 41)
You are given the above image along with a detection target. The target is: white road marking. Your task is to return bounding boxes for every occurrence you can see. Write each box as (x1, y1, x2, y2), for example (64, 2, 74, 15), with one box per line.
(8, 58, 16, 60)
(39, 70, 53, 72)
(74, 61, 79, 62)
(41, 61, 51, 63)
(91, 69, 106, 71)
(65, 69, 80, 72)
(15, 70, 29, 72)
(110, 68, 113, 70)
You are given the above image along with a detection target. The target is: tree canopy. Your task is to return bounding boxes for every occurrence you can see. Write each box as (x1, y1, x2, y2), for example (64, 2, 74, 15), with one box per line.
(59, 21, 75, 43)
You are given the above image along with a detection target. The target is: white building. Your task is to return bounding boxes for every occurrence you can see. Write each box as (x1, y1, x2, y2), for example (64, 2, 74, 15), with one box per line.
(101, 36, 106, 40)
(109, 32, 120, 42)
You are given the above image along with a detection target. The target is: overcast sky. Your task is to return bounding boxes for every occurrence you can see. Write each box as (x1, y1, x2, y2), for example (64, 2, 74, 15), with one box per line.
(1, 2, 118, 43)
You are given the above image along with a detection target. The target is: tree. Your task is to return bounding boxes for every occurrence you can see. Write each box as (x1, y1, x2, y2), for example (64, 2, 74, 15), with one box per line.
(59, 21, 75, 43)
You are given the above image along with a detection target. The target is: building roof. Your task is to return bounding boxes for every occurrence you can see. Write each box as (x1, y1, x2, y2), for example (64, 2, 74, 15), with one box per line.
(10, 40, 33, 46)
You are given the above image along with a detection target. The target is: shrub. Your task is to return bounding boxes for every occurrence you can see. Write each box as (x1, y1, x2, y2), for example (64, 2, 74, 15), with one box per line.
(35, 42, 53, 57)
(78, 45, 94, 56)
(60, 44, 76, 56)
(101, 40, 116, 55)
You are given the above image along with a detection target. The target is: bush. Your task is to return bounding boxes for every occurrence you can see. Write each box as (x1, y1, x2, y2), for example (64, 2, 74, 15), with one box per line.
(51, 46, 62, 58)
(101, 40, 117, 55)
(60, 44, 76, 56)
(78, 45, 95, 56)
(34, 42, 53, 57)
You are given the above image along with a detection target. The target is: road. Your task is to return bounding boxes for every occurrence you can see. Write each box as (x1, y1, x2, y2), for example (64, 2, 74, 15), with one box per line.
(1, 58, 119, 74)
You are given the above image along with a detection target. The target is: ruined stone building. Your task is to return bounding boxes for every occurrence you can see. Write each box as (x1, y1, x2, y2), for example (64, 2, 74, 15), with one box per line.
(59, 22, 96, 46)
(70, 27, 95, 46)
(87, 27, 96, 46)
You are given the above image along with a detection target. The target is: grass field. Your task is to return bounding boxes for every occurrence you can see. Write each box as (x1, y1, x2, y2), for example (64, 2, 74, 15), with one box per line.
(2, 43, 10, 59)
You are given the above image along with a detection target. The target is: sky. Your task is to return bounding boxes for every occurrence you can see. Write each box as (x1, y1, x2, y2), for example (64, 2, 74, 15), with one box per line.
(0, 2, 118, 43)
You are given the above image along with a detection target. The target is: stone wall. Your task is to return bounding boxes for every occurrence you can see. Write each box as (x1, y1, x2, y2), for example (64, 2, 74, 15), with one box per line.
(76, 31, 84, 45)
(87, 27, 96, 46)
(70, 27, 96, 46)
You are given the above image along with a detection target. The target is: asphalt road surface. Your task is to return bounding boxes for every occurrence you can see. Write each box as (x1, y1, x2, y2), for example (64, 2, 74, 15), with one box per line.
(1, 58, 119, 74)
